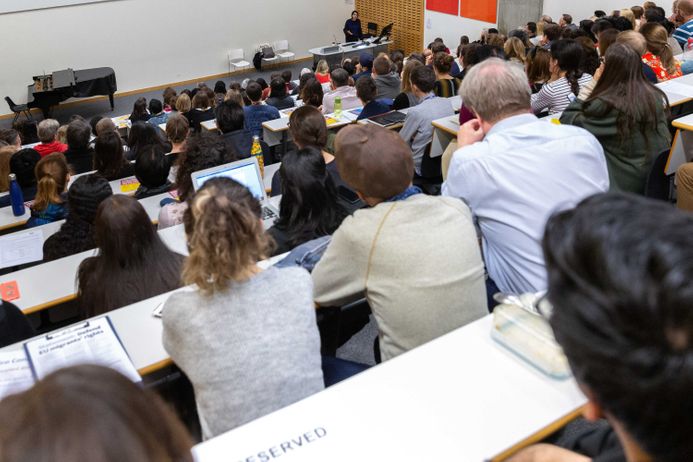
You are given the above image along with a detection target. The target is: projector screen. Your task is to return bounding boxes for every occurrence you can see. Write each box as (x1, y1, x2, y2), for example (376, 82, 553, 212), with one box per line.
(0, 0, 121, 15)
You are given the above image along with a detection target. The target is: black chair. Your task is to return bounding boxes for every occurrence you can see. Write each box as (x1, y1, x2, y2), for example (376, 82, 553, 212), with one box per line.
(367, 22, 378, 37)
(413, 143, 443, 195)
(4, 97, 33, 123)
(644, 148, 676, 202)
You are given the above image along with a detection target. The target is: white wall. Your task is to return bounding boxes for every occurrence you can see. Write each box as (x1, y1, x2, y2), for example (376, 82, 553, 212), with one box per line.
(0, 0, 353, 114)
(424, 1, 674, 51)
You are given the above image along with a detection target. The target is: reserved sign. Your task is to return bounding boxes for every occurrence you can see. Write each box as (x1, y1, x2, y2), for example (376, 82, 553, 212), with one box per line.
(237, 427, 327, 462)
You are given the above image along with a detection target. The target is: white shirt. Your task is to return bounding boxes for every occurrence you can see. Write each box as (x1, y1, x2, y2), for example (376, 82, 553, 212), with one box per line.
(442, 113, 609, 294)
(322, 85, 361, 114)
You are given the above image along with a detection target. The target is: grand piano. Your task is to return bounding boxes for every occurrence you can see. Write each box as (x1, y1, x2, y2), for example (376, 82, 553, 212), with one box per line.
(27, 67, 117, 118)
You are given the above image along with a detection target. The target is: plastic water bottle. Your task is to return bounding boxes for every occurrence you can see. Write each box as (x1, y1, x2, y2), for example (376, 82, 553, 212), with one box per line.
(8, 174, 25, 217)
(334, 96, 342, 120)
(685, 38, 693, 61)
(251, 135, 264, 177)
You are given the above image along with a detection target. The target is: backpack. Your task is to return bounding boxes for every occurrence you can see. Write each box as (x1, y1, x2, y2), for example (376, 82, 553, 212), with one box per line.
(252, 52, 262, 71)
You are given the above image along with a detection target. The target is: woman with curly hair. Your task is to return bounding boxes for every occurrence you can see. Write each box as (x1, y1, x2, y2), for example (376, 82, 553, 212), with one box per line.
(161, 177, 324, 439)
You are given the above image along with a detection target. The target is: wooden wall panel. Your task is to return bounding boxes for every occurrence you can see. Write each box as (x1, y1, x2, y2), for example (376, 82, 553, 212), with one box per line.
(355, 0, 424, 55)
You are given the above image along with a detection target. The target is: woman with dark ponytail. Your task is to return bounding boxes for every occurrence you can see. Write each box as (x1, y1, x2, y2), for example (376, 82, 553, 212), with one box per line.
(432, 52, 461, 97)
(531, 39, 592, 115)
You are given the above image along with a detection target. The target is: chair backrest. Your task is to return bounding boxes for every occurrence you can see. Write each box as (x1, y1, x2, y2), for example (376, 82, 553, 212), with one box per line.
(645, 148, 674, 201)
(275, 40, 289, 51)
(5, 96, 17, 110)
(420, 142, 442, 180)
(228, 48, 244, 62)
(368, 22, 378, 34)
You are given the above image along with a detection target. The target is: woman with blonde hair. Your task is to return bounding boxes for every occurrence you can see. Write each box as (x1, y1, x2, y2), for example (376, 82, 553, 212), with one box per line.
(162, 177, 324, 439)
(315, 59, 330, 83)
(27, 152, 69, 227)
(640, 22, 682, 81)
(504, 37, 527, 65)
(175, 93, 192, 115)
(393, 59, 424, 109)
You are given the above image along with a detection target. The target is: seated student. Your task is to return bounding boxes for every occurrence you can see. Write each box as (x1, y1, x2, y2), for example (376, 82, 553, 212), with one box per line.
(213, 80, 226, 107)
(147, 98, 169, 127)
(294, 71, 315, 97)
(265, 77, 295, 110)
(0, 300, 35, 348)
(372, 55, 402, 100)
(0, 146, 17, 193)
(34, 119, 67, 157)
(355, 76, 390, 120)
(126, 122, 169, 161)
(282, 69, 297, 93)
(78, 195, 184, 318)
(299, 78, 325, 109)
(352, 52, 373, 81)
(128, 97, 150, 122)
(432, 52, 461, 98)
(186, 92, 215, 132)
(0, 365, 194, 462)
(267, 147, 348, 256)
(399, 65, 454, 176)
(561, 43, 670, 194)
(271, 106, 352, 201)
(175, 92, 192, 119)
(164, 114, 189, 181)
(93, 131, 134, 181)
(322, 68, 361, 115)
(392, 59, 424, 110)
(443, 58, 608, 295)
(526, 46, 552, 94)
(509, 193, 693, 462)
(158, 132, 228, 229)
(162, 177, 324, 439)
(26, 153, 69, 227)
(64, 119, 95, 174)
(315, 59, 331, 84)
(640, 22, 683, 81)
(43, 175, 113, 262)
(243, 81, 280, 138)
(133, 145, 172, 199)
(216, 100, 269, 162)
(89, 116, 103, 139)
(94, 117, 117, 137)
(312, 125, 487, 362)
(0, 148, 41, 208)
(0, 128, 22, 150)
(163, 86, 177, 112)
(531, 39, 592, 115)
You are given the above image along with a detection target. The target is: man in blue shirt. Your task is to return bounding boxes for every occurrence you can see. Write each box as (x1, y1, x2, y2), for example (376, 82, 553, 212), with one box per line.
(673, 0, 693, 48)
(243, 81, 280, 138)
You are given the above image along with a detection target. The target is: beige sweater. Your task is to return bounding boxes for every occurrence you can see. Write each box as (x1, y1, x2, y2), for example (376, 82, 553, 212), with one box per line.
(312, 194, 487, 361)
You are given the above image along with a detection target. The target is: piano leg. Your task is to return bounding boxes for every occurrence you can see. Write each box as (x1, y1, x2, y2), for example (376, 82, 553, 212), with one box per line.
(109, 92, 115, 110)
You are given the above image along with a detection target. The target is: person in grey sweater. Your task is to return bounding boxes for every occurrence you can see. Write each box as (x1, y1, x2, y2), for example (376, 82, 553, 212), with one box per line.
(372, 55, 402, 100)
(312, 124, 487, 362)
(162, 177, 323, 440)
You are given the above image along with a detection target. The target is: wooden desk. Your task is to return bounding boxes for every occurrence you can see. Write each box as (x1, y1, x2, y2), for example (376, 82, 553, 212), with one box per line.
(0, 251, 289, 377)
(430, 115, 460, 158)
(192, 315, 586, 461)
(666, 112, 693, 175)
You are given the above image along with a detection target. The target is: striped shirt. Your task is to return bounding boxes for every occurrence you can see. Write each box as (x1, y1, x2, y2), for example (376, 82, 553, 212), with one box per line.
(531, 74, 592, 115)
(673, 19, 693, 48)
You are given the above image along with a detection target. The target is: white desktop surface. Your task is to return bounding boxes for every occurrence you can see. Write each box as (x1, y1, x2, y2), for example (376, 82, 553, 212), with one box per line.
(193, 315, 586, 462)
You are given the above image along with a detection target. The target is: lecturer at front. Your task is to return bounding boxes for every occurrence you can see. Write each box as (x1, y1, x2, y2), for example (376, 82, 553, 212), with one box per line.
(344, 10, 363, 42)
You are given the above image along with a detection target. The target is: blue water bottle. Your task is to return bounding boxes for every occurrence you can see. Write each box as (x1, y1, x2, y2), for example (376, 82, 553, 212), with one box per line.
(9, 173, 25, 217)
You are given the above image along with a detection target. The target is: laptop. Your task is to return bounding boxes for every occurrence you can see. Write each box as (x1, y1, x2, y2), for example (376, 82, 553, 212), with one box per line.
(190, 157, 279, 227)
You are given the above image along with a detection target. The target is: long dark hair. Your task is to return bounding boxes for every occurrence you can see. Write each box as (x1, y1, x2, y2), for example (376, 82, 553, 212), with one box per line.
(127, 122, 167, 159)
(77, 195, 183, 318)
(94, 131, 129, 180)
(550, 39, 584, 96)
(587, 43, 669, 146)
(275, 147, 347, 248)
(43, 174, 113, 261)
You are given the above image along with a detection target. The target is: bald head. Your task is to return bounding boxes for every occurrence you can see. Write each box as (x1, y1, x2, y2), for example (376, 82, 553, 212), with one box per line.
(459, 58, 531, 123)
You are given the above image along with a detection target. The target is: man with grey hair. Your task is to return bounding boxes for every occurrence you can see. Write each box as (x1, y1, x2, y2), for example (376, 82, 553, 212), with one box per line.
(322, 68, 360, 114)
(35, 119, 67, 157)
(442, 58, 609, 299)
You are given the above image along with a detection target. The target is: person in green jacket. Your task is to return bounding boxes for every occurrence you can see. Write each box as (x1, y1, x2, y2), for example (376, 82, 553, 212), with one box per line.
(560, 43, 670, 194)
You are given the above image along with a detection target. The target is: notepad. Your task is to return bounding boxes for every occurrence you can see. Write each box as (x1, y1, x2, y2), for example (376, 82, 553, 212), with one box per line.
(0, 229, 43, 269)
(24, 316, 141, 383)
(0, 350, 34, 400)
(120, 178, 140, 193)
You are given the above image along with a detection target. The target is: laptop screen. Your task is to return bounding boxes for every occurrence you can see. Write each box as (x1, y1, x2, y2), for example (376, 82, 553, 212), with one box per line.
(192, 161, 264, 200)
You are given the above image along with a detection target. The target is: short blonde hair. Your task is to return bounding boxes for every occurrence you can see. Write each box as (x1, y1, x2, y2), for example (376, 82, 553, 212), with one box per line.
(175, 93, 192, 113)
(182, 178, 273, 295)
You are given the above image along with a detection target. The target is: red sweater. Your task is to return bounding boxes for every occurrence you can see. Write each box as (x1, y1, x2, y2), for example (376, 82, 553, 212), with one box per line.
(35, 141, 68, 157)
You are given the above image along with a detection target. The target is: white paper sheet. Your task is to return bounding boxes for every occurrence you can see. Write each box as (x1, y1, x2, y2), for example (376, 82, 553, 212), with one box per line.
(0, 350, 34, 400)
(0, 229, 43, 269)
(24, 316, 141, 383)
